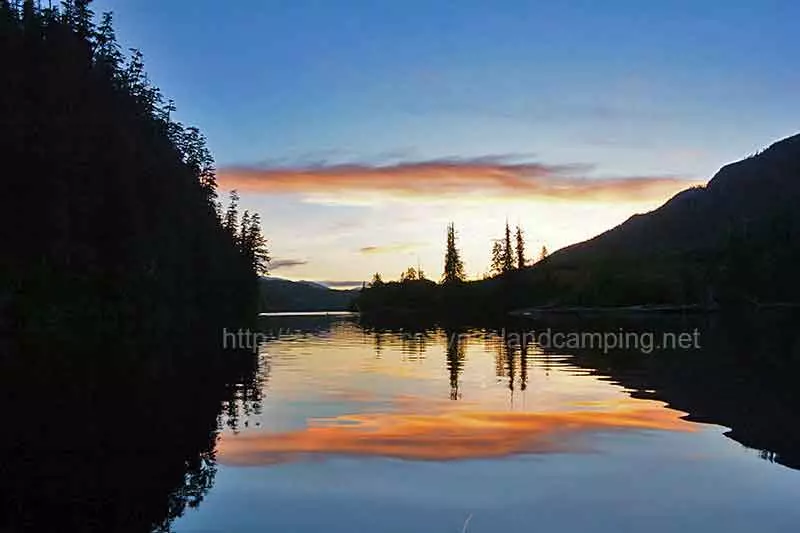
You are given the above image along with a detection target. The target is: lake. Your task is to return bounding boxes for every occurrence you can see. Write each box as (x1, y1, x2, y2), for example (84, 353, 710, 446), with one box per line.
(170, 312, 800, 533)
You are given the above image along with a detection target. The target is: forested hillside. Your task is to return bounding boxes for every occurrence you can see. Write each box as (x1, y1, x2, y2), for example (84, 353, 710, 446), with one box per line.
(0, 0, 268, 348)
(528, 134, 800, 307)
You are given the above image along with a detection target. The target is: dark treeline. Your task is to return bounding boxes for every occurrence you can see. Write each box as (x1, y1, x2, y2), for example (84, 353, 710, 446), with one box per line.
(490, 221, 536, 276)
(356, 220, 541, 318)
(0, 3, 266, 531)
(0, 0, 268, 350)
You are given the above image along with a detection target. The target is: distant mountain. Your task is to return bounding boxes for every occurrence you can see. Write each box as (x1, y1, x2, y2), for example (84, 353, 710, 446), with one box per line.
(296, 280, 331, 290)
(259, 277, 358, 312)
(511, 133, 800, 307)
(553, 134, 800, 261)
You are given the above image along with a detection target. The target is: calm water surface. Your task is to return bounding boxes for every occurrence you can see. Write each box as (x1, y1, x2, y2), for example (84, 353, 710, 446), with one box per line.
(173, 314, 800, 533)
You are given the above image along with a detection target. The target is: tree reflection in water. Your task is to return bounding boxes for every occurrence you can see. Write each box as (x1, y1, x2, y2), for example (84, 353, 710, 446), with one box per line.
(0, 328, 263, 533)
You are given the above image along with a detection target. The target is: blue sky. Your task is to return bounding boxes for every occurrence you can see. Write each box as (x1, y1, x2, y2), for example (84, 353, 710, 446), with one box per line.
(95, 0, 800, 284)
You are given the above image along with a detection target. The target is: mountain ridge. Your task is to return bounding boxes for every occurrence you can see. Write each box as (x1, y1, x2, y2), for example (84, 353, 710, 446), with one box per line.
(259, 277, 358, 312)
(509, 132, 800, 307)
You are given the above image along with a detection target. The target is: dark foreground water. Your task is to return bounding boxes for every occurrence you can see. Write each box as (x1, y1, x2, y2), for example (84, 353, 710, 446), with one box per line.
(3, 312, 800, 532)
(166, 312, 800, 533)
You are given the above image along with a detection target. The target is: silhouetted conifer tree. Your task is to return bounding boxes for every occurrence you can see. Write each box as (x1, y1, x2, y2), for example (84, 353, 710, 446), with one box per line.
(223, 190, 240, 235)
(515, 225, 526, 269)
(94, 11, 121, 75)
(239, 210, 251, 246)
(490, 240, 504, 276)
(244, 212, 270, 276)
(443, 222, 465, 284)
(73, 0, 93, 38)
(503, 221, 514, 273)
(400, 267, 418, 282)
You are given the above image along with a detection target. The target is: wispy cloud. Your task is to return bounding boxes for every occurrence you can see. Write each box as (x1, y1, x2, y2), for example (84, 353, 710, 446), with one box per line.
(219, 157, 702, 203)
(359, 242, 419, 255)
(269, 258, 308, 270)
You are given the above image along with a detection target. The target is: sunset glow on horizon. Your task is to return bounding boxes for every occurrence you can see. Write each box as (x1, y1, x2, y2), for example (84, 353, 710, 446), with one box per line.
(95, 0, 800, 285)
(216, 159, 702, 285)
(224, 181, 698, 286)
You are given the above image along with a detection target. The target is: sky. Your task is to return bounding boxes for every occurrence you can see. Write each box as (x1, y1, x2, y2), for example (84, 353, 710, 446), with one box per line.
(95, 0, 800, 286)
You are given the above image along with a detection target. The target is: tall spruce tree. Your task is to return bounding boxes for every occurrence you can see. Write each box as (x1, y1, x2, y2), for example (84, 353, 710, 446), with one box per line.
(243, 212, 270, 275)
(443, 222, 465, 284)
(502, 221, 514, 273)
(223, 190, 240, 235)
(515, 225, 526, 269)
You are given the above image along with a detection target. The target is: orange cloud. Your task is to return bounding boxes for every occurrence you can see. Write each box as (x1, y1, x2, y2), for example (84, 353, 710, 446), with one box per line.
(218, 401, 695, 466)
(218, 159, 702, 203)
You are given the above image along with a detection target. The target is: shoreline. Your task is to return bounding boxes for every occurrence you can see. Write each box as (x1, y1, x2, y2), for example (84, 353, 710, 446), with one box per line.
(510, 302, 800, 318)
